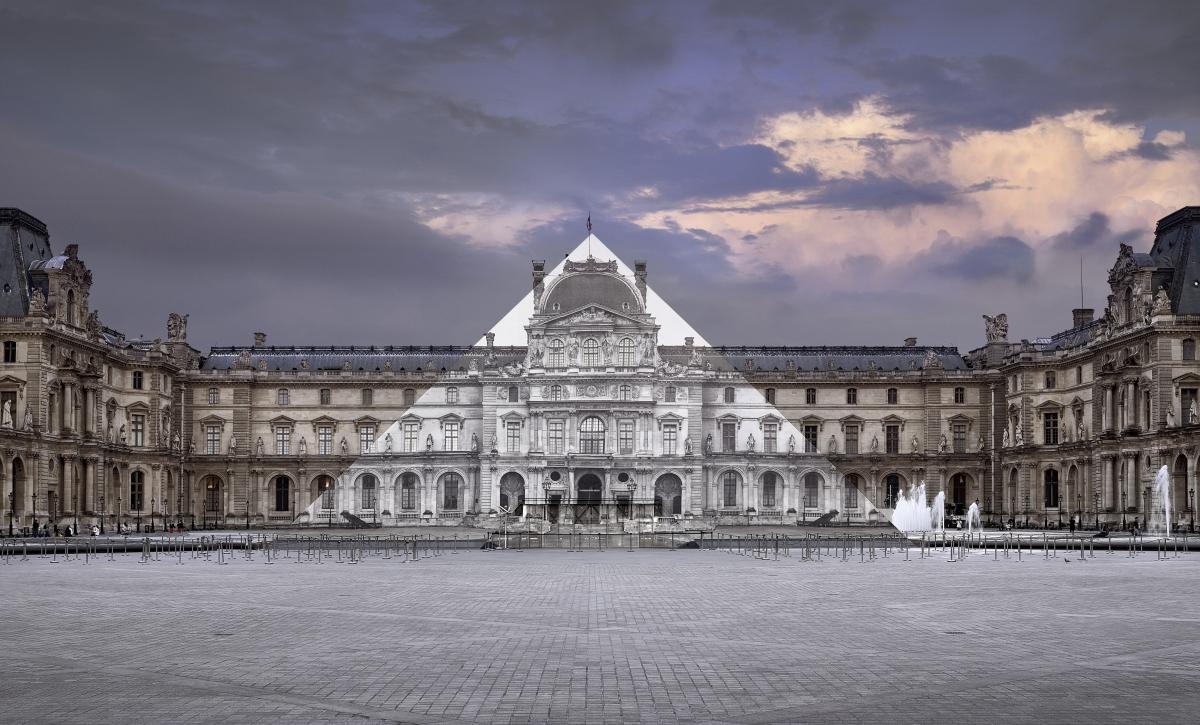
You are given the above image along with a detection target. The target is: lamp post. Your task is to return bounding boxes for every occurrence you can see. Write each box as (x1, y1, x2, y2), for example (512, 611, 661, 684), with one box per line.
(136, 498, 142, 533)
(151, 498, 156, 534)
(1189, 488, 1196, 533)
(1121, 490, 1127, 528)
(8, 489, 14, 537)
(117, 494, 123, 534)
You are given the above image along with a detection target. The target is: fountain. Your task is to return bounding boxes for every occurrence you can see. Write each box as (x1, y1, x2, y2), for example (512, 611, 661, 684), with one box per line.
(890, 482, 946, 533)
(965, 501, 982, 537)
(1150, 465, 1172, 537)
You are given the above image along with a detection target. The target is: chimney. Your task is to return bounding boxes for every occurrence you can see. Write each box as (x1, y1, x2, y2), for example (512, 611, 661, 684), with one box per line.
(1072, 308, 1094, 329)
(634, 260, 647, 301)
(65, 243, 79, 260)
(903, 337, 918, 347)
(254, 332, 266, 347)
(485, 331, 495, 349)
(684, 336, 694, 347)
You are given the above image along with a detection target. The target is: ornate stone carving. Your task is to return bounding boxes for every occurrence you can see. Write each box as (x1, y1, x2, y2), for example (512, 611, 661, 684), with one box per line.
(425, 433, 434, 452)
(166, 312, 188, 341)
(703, 433, 713, 455)
(1152, 286, 1171, 315)
(29, 287, 47, 316)
(923, 350, 943, 369)
(982, 313, 1008, 342)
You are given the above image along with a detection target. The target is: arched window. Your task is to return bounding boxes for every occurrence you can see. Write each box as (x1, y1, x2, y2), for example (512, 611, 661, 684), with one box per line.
(1183, 339, 1196, 361)
(400, 472, 418, 511)
(1123, 286, 1133, 322)
(617, 337, 635, 367)
(499, 472, 525, 515)
(803, 472, 823, 508)
(579, 416, 605, 454)
(440, 472, 462, 510)
(316, 475, 335, 510)
(884, 473, 902, 508)
(721, 470, 740, 508)
(1174, 455, 1189, 515)
(843, 473, 860, 508)
(723, 387, 735, 404)
(1044, 468, 1060, 508)
(360, 473, 377, 509)
(549, 384, 562, 401)
(272, 476, 291, 512)
(403, 388, 416, 407)
(761, 471, 779, 509)
(548, 339, 565, 368)
(582, 338, 600, 367)
(618, 384, 631, 401)
(130, 470, 145, 511)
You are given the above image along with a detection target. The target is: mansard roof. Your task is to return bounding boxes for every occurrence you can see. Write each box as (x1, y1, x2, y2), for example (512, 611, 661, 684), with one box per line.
(660, 345, 970, 372)
(200, 345, 521, 372)
(541, 260, 643, 315)
(1146, 206, 1200, 315)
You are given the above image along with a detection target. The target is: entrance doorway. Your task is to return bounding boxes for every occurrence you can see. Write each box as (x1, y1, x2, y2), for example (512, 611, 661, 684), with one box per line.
(576, 474, 602, 524)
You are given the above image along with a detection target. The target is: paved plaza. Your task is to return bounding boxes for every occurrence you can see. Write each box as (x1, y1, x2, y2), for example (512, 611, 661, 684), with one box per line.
(1, 546, 1198, 725)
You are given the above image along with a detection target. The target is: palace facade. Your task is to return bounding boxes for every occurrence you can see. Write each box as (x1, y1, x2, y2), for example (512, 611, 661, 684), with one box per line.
(1, 205, 1198, 533)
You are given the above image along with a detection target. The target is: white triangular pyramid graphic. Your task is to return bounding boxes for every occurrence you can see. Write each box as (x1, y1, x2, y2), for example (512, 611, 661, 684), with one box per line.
(479, 235, 710, 347)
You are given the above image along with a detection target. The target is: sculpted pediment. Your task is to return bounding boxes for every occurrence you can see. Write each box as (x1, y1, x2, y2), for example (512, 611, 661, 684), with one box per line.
(538, 304, 646, 330)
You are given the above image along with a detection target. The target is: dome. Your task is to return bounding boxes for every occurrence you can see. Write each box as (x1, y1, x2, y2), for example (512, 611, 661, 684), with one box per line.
(542, 271, 642, 314)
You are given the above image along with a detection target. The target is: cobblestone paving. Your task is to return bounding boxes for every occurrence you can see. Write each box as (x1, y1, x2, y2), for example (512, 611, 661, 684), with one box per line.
(1, 545, 1198, 724)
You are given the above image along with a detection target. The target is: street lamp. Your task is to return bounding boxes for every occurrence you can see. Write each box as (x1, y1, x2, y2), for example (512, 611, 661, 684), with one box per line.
(1121, 490, 1127, 528)
(1190, 488, 1195, 533)
(117, 495, 123, 534)
(151, 498, 156, 534)
(8, 489, 14, 536)
(136, 498, 142, 533)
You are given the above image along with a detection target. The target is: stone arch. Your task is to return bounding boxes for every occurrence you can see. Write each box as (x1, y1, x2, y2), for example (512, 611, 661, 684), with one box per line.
(654, 473, 683, 516)
(395, 470, 421, 512)
(310, 474, 336, 512)
(198, 474, 224, 526)
(948, 471, 974, 516)
(437, 470, 465, 512)
(270, 474, 294, 514)
(355, 471, 379, 512)
(1067, 464, 1080, 518)
(499, 472, 525, 515)
(11, 456, 25, 523)
(757, 469, 784, 510)
(716, 468, 743, 509)
(1173, 454, 1189, 521)
(1007, 467, 1020, 518)
(881, 471, 907, 509)
(802, 471, 825, 510)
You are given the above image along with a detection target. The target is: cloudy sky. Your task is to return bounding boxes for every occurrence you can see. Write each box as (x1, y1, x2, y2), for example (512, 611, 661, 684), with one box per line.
(2, 1, 1199, 351)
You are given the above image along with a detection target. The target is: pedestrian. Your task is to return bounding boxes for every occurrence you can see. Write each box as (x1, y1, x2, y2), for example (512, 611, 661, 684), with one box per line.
(1069, 516, 1076, 535)
(32, 520, 39, 537)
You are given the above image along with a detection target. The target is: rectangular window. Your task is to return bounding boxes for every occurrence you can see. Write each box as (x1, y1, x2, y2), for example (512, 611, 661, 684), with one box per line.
(1044, 411, 1059, 445)
(887, 388, 898, 404)
(507, 421, 521, 453)
(205, 425, 220, 455)
(2, 340, 15, 363)
(403, 422, 418, 452)
(207, 388, 219, 405)
(1045, 371, 1056, 390)
(723, 476, 737, 508)
(953, 387, 965, 404)
(665, 386, 676, 403)
(130, 478, 144, 511)
(844, 481, 858, 508)
(763, 477, 776, 508)
(318, 426, 333, 455)
(846, 388, 857, 404)
(765, 388, 776, 404)
(724, 387, 735, 404)
(446, 387, 459, 404)
(277, 389, 289, 405)
(359, 425, 375, 454)
(952, 423, 967, 453)
(548, 420, 565, 454)
(721, 422, 736, 452)
(443, 480, 459, 510)
(662, 424, 677, 455)
(806, 388, 816, 405)
(444, 421, 460, 451)
(132, 371, 143, 390)
(275, 427, 290, 455)
(362, 388, 373, 406)
(131, 414, 145, 447)
(618, 419, 634, 454)
(845, 425, 859, 455)
(763, 423, 777, 453)
(401, 485, 416, 510)
(1076, 366, 1083, 385)
(885, 425, 899, 454)
(804, 424, 818, 453)
(319, 388, 331, 405)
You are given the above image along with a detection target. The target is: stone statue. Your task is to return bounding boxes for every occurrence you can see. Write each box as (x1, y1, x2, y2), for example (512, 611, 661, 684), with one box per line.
(29, 287, 47, 316)
(1014, 428, 1023, 446)
(938, 434, 948, 453)
(567, 338, 580, 362)
(870, 435, 879, 453)
(601, 333, 614, 363)
(1152, 286, 1171, 315)
(1166, 405, 1176, 428)
(426, 433, 434, 452)
(923, 349, 943, 370)
(1191, 402, 1199, 425)
(688, 346, 704, 368)
(471, 433, 479, 452)
(489, 434, 498, 452)
(982, 313, 1008, 342)
(297, 436, 307, 455)
(188, 438, 196, 456)
(828, 435, 838, 454)
(340, 437, 349, 455)
(703, 433, 713, 455)
(977, 433, 985, 451)
(788, 434, 796, 454)
(911, 435, 920, 453)
(1, 399, 11, 428)
(255, 437, 264, 457)
(228, 435, 237, 454)
(171, 431, 180, 451)
(119, 424, 127, 444)
(383, 433, 392, 453)
(1060, 421, 1068, 443)
(746, 433, 755, 452)
(85, 310, 102, 338)
(166, 312, 189, 341)
(23, 405, 33, 431)
(1078, 421, 1087, 440)
(1002, 428, 1010, 448)
(684, 436, 693, 455)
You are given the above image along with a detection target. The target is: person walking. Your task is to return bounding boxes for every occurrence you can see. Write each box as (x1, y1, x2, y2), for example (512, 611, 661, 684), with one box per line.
(31, 520, 39, 537)
(1069, 516, 1076, 535)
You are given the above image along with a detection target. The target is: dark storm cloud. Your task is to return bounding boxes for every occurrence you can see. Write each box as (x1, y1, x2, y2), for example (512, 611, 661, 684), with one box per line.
(914, 233, 1036, 285)
(0, 0, 1194, 350)
(1049, 212, 1144, 252)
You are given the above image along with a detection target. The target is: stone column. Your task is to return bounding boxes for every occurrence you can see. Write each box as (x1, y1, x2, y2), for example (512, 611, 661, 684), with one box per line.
(85, 458, 96, 515)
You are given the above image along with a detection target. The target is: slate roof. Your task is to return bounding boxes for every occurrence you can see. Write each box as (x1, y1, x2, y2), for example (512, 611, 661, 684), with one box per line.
(0, 208, 53, 317)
